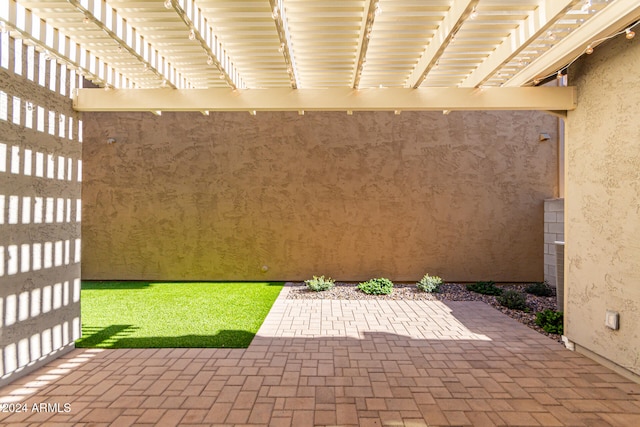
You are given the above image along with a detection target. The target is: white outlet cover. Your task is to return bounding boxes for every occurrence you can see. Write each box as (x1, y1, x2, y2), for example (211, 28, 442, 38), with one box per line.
(605, 310, 619, 330)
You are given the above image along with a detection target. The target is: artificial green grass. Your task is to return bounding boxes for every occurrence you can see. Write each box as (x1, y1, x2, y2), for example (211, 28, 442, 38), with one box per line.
(76, 281, 283, 349)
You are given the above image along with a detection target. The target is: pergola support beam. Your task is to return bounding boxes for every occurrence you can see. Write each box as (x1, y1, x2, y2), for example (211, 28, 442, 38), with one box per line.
(406, 0, 478, 88)
(73, 87, 577, 112)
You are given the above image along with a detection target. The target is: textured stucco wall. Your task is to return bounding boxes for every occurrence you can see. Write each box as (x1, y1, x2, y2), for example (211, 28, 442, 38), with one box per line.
(566, 33, 640, 377)
(0, 38, 82, 385)
(82, 109, 558, 282)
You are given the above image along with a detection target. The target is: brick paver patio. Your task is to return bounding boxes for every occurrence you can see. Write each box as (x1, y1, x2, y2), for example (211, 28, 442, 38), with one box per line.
(1, 284, 640, 426)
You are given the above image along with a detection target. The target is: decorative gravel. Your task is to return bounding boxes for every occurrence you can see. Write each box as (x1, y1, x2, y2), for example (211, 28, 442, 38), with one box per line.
(287, 282, 561, 341)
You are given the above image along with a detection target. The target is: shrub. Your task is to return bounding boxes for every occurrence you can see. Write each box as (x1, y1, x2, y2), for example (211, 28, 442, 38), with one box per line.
(525, 281, 553, 297)
(416, 274, 443, 293)
(535, 309, 564, 334)
(304, 275, 335, 292)
(497, 290, 528, 311)
(466, 281, 503, 296)
(358, 278, 394, 295)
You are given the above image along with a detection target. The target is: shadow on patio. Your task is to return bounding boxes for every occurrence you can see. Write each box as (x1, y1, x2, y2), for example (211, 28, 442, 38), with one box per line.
(1, 297, 640, 426)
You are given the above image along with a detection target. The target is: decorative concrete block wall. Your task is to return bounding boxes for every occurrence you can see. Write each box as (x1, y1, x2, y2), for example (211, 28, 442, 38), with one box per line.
(544, 198, 564, 287)
(0, 35, 82, 386)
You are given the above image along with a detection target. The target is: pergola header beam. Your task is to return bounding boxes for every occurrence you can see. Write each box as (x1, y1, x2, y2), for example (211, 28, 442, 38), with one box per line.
(73, 87, 576, 112)
(506, 0, 640, 87)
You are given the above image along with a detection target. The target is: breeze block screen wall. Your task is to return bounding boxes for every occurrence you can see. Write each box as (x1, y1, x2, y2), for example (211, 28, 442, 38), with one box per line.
(82, 109, 558, 282)
(0, 34, 82, 386)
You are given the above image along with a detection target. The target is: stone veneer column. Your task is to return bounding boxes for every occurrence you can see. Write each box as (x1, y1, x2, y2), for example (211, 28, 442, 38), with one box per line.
(544, 198, 564, 287)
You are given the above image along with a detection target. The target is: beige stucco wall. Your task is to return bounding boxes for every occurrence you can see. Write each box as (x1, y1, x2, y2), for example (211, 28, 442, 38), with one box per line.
(82, 109, 558, 282)
(0, 38, 82, 386)
(566, 33, 640, 377)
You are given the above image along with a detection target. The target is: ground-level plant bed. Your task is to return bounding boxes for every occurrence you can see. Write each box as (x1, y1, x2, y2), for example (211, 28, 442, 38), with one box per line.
(77, 281, 283, 348)
(287, 281, 560, 341)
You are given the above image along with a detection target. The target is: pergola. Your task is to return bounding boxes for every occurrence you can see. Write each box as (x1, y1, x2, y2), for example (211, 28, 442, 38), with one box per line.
(3, 0, 638, 114)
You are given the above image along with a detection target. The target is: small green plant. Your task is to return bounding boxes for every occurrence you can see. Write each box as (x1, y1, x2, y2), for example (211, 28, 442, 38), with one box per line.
(535, 309, 564, 334)
(358, 278, 394, 295)
(416, 274, 443, 293)
(304, 275, 335, 292)
(525, 281, 553, 297)
(497, 290, 528, 311)
(466, 281, 503, 296)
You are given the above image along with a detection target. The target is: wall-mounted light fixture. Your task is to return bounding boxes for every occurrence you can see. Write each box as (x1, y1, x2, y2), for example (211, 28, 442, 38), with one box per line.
(539, 133, 551, 142)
